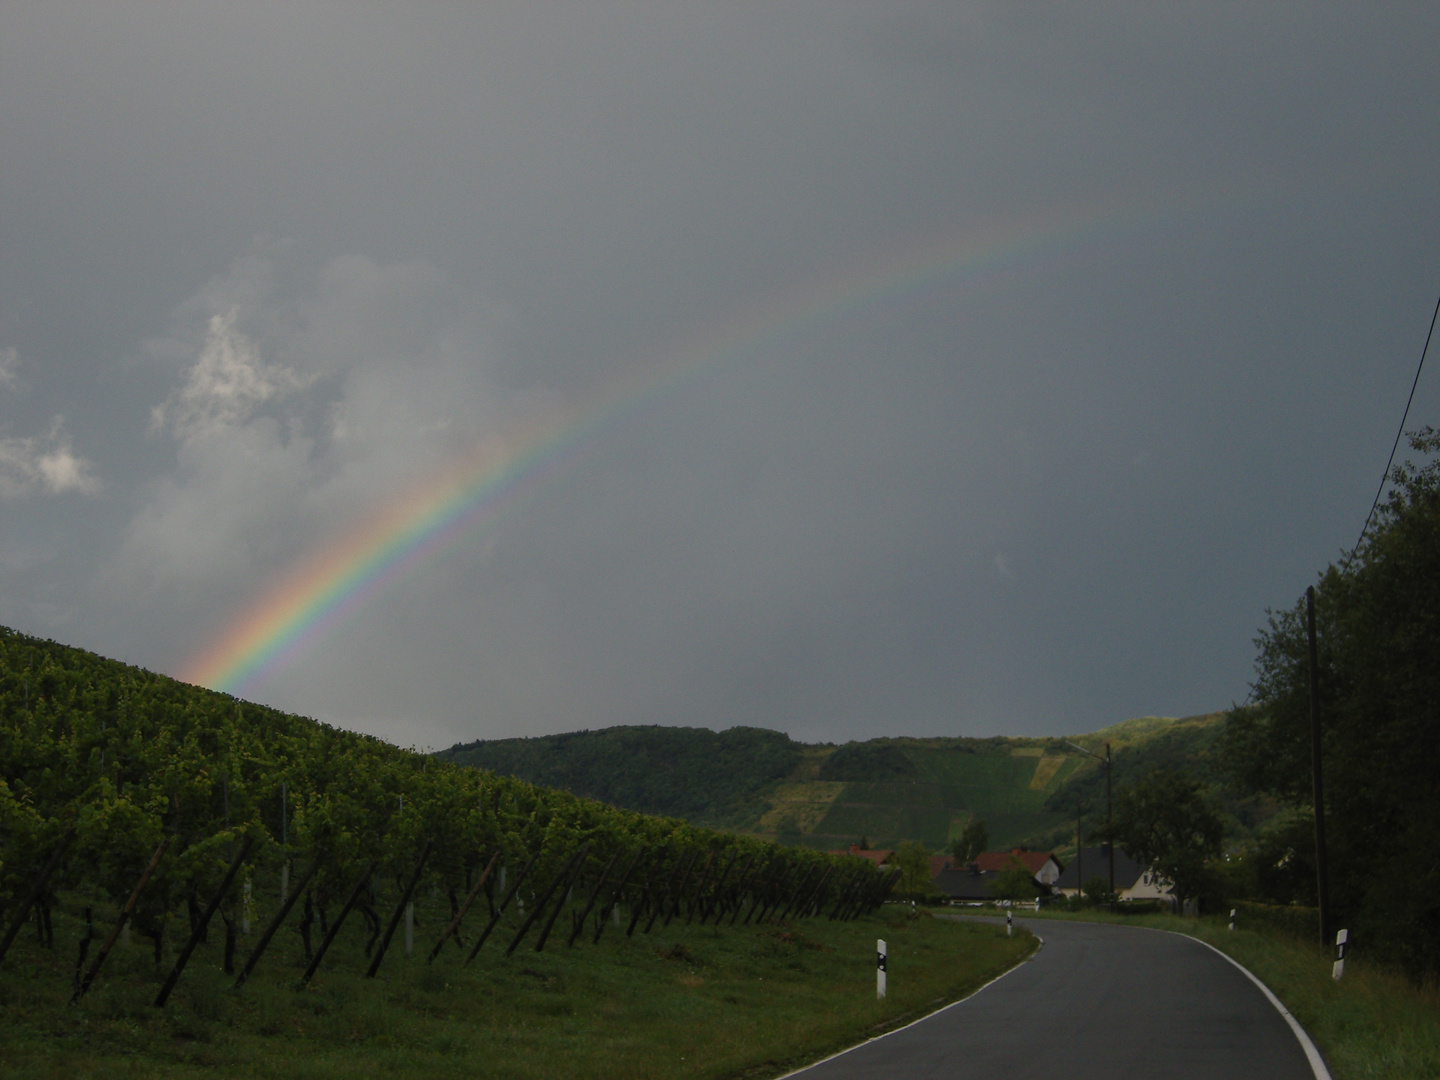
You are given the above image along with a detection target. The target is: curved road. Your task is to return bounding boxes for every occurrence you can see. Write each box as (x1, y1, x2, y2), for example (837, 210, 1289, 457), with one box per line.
(787, 917, 1324, 1080)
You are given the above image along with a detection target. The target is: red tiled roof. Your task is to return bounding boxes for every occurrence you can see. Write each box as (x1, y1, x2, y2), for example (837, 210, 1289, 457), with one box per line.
(972, 849, 1057, 875)
(828, 845, 896, 867)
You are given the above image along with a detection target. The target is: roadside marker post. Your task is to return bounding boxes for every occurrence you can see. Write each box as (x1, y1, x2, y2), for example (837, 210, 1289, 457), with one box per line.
(1333, 928, 1348, 981)
(876, 939, 887, 999)
(1229, 909, 1236, 932)
(1006, 909, 1012, 937)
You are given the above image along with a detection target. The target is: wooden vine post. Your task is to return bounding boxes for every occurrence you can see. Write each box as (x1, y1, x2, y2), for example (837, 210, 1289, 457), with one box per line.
(366, 839, 433, 977)
(300, 861, 377, 986)
(236, 854, 322, 987)
(627, 850, 668, 938)
(155, 834, 255, 1007)
(71, 834, 174, 1004)
(428, 850, 499, 963)
(659, 850, 700, 930)
(466, 850, 540, 963)
(593, 846, 648, 945)
(0, 828, 75, 966)
(507, 844, 588, 955)
(566, 848, 621, 948)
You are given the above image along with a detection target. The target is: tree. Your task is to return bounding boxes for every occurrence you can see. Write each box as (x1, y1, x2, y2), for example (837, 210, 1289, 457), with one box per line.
(1108, 768, 1223, 905)
(1082, 876, 1115, 906)
(989, 858, 1038, 901)
(1224, 428, 1440, 975)
(892, 841, 935, 902)
(951, 819, 988, 865)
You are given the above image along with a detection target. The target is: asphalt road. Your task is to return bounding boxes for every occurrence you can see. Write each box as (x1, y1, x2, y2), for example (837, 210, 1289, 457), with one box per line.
(786, 917, 1324, 1080)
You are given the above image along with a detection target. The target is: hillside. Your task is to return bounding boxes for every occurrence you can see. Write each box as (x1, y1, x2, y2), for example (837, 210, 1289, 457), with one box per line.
(441, 712, 1263, 856)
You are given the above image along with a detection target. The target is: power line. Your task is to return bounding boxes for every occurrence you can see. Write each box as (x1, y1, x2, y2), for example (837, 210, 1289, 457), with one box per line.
(1347, 287, 1440, 562)
(1238, 283, 1439, 711)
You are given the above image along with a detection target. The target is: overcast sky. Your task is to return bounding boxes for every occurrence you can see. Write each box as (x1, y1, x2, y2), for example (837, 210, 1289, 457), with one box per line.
(2, 4, 1437, 749)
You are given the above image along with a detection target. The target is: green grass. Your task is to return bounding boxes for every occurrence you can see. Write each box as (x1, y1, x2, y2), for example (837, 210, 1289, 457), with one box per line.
(0, 903, 1034, 1079)
(1017, 908, 1440, 1080)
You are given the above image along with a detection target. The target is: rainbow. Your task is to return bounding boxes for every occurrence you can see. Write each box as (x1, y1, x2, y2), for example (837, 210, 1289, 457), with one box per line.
(181, 195, 1218, 695)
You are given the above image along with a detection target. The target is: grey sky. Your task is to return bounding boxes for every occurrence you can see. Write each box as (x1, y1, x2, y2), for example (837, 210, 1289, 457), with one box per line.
(2, 3, 1437, 749)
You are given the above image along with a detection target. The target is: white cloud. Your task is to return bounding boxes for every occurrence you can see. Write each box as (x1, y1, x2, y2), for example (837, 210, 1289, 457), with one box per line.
(108, 252, 502, 601)
(0, 416, 101, 498)
(0, 347, 19, 391)
(150, 310, 309, 443)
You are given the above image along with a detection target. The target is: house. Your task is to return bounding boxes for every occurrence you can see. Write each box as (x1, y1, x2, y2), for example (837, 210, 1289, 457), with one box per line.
(932, 862, 997, 901)
(931, 849, 1064, 902)
(971, 849, 1064, 888)
(1051, 844, 1175, 902)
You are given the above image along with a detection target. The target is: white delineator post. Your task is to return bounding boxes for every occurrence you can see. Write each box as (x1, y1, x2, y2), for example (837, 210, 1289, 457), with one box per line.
(876, 939, 887, 999)
(1332, 928, 1348, 981)
(1006, 909, 1013, 937)
(1229, 908, 1236, 932)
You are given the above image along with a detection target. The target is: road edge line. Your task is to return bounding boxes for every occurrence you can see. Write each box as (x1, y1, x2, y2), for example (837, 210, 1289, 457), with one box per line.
(772, 929, 1043, 1079)
(1158, 928, 1333, 1080)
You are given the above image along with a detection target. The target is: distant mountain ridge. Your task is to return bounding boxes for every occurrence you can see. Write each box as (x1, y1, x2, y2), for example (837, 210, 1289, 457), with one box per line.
(439, 712, 1261, 854)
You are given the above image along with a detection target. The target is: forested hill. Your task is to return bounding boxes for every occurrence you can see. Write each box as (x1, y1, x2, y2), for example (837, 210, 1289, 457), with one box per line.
(439, 713, 1257, 855)
(438, 726, 803, 829)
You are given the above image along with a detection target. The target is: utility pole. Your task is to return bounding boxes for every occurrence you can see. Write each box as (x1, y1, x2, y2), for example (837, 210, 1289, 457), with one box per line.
(1106, 742, 1115, 899)
(1063, 739, 1115, 899)
(1307, 586, 1331, 945)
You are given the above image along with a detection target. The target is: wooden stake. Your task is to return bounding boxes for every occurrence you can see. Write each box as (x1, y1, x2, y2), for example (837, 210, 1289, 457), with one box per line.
(366, 839, 433, 978)
(566, 848, 621, 948)
(662, 850, 701, 929)
(72, 835, 173, 1003)
(156, 835, 255, 1006)
(236, 854, 321, 988)
(300, 861, 376, 986)
(466, 851, 539, 964)
(0, 828, 75, 965)
(594, 847, 648, 945)
(507, 845, 587, 955)
(627, 849, 668, 938)
(428, 850, 499, 963)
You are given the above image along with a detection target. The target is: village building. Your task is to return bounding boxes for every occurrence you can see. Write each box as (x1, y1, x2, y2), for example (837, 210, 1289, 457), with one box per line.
(931, 848, 1065, 902)
(1051, 844, 1175, 903)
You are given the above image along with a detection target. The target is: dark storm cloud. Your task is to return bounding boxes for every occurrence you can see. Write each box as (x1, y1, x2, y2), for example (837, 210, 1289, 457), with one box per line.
(1, 3, 1437, 747)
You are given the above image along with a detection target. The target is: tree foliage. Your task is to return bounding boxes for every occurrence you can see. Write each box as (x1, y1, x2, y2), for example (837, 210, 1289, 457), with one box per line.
(1108, 768, 1223, 904)
(891, 841, 933, 901)
(440, 725, 801, 829)
(952, 818, 988, 865)
(989, 858, 1038, 901)
(816, 741, 918, 782)
(1224, 428, 1440, 975)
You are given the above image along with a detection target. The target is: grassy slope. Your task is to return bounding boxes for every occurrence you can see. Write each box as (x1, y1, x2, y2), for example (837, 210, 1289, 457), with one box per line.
(0, 903, 1033, 1080)
(1016, 909, 1440, 1080)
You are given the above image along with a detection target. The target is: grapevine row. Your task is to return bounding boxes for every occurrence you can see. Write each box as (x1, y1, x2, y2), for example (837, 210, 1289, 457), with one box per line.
(0, 627, 895, 1001)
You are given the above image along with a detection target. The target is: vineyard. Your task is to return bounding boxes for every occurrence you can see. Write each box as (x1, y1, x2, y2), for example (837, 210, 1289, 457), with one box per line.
(0, 626, 895, 1011)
